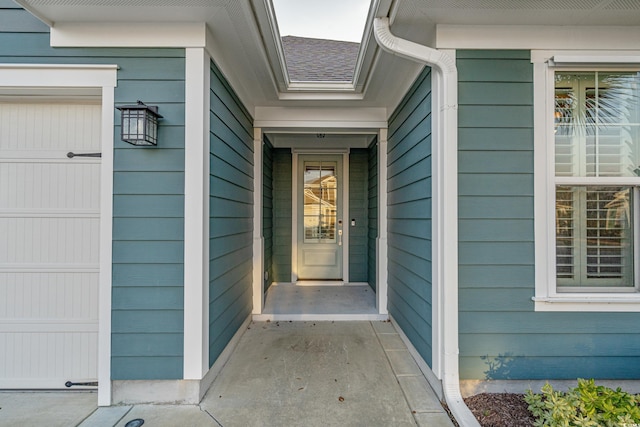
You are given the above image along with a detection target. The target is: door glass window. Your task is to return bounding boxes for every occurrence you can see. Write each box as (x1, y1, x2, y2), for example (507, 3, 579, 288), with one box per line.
(303, 162, 337, 242)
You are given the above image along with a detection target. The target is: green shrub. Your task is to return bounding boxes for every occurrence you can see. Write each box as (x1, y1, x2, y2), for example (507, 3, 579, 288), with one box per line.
(525, 379, 640, 427)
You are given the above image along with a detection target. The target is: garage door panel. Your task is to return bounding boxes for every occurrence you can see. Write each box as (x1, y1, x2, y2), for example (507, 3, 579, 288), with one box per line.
(0, 102, 100, 388)
(0, 331, 98, 387)
(0, 217, 99, 264)
(0, 162, 100, 210)
(0, 103, 100, 152)
(0, 272, 98, 319)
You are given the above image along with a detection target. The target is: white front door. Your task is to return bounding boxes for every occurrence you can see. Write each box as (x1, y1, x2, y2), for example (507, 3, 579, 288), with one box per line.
(0, 102, 101, 388)
(297, 155, 343, 279)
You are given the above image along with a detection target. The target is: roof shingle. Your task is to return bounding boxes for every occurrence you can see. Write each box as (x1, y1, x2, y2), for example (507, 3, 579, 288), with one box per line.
(281, 36, 360, 82)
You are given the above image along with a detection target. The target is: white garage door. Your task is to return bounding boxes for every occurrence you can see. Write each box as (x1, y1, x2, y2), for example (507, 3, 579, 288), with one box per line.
(0, 102, 101, 388)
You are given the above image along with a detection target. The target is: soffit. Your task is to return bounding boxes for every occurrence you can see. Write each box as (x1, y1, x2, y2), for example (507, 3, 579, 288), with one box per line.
(16, 0, 640, 115)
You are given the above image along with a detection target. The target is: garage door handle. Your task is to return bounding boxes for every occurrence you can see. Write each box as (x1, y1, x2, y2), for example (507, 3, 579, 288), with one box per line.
(65, 380, 98, 387)
(67, 152, 101, 158)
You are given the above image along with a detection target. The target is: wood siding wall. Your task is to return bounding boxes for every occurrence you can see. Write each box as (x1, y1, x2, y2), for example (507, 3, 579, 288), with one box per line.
(349, 149, 369, 282)
(368, 140, 378, 291)
(272, 149, 292, 282)
(457, 50, 640, 380)
(0, 7, 187, 380)
(263, 138, 274, 291)
(208, 61, 254, 367)
(387, 68, 434, 367)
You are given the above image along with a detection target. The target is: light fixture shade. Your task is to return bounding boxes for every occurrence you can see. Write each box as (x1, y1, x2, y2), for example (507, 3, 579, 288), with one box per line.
(117, 101, 163, 146)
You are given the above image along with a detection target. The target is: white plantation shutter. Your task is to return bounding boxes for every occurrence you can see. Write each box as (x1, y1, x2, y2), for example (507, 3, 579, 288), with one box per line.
(554, 71, 640, 290)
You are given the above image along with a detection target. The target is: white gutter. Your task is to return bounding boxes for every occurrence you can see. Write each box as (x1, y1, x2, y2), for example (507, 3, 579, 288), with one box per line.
(374, 17, 479, 427)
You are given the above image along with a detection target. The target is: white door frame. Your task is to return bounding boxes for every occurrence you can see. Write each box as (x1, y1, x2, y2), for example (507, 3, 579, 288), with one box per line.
(0, 64, 117, 405)
(292, 149, 350, 283)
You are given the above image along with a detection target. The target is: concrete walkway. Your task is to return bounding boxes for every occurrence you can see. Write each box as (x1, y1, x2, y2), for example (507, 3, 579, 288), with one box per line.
(0, 321, 453, 427)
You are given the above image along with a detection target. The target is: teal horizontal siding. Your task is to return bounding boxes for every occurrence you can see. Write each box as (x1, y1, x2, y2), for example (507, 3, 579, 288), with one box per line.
(112, 334, 183, 357)
(113, 195, 184, 217)
(113, 172, 184, 194)
(459, 265, 535, 288)
(112, 310, 183, 334)
(462, 333, 640, 356)
(112, 287, 184, 310)
(263, 138, 274, 291)
(367, 140, 378, 291)
(209, 60, 253, 368)
(459, 128, 533, 151)
(272, 149, 292, 282)
(0, 5, 49, 32)
(459, 196, 533, 219)
(113, 241, 184, 264)
(0, 13, 186, 380)
(387, 67, 433, 367)
(111, 357, 182, 381)
(457, 50, 640, 381)
(349, 149, 369, 282)
(460, 356, 640, 381)
(112, 264, 184, 287)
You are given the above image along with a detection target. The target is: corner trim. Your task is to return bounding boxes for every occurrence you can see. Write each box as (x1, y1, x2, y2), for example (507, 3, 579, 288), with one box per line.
(183, 48, 211, 379)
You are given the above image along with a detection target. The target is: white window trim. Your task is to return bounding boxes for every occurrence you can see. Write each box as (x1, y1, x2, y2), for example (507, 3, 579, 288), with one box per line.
(533, 51, 640, 312)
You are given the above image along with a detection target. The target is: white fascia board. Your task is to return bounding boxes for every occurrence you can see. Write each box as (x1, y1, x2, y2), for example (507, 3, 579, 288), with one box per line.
(0, 64, 117, 87)
(51, 22, 206, 47)
(254, 107, 387, 129)
(436, 25, 640, 50)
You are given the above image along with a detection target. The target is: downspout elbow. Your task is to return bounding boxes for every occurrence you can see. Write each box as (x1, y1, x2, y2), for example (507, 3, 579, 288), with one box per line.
(373, 17, 456, 75)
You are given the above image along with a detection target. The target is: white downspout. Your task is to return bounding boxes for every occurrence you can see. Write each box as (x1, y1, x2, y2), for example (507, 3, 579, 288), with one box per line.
(373, 17, 479, 427)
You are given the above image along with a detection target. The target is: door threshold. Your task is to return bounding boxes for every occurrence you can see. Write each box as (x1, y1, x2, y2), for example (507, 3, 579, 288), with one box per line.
(253, 313, 389, 321)
(278, 281, 369, 287)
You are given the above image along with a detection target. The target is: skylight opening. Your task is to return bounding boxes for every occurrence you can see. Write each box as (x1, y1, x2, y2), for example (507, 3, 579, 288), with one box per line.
(271, 0, 373, 84)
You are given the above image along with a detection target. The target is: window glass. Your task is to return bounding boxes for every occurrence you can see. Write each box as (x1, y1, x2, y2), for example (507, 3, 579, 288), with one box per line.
(303, 163, 337, 242)
(554, 72, 640, 178)
(556, 186, 634, 288)
(554, 71, 640, 291)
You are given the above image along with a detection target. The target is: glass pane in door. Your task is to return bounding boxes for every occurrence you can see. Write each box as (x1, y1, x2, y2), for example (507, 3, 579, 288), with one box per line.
(303, 162, 337, 243)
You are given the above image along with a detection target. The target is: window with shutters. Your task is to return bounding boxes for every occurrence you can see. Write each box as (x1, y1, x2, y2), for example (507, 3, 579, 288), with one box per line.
(533, 55, 640, 311)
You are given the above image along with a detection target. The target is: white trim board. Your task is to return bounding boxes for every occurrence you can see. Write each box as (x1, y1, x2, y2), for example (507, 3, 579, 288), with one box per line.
(436, 25, 640, 50)
(50, 22, 207, 47)
(183, 47, 211, 380)
(0, 63, 117, 406)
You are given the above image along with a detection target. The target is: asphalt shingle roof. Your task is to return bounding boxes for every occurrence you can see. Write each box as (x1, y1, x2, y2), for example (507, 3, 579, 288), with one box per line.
(281, 36, 360, 82)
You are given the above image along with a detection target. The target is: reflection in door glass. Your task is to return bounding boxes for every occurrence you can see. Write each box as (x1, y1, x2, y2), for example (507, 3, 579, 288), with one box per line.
(304, 162, 337, 242)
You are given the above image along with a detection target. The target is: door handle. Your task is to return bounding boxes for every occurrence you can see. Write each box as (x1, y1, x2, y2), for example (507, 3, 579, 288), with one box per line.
(338, 229, 343, 246)
(67, 152, 101, 158)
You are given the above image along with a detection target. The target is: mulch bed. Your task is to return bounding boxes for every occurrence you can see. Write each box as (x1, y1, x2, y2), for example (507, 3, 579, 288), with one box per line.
(462, 393, 536, 427)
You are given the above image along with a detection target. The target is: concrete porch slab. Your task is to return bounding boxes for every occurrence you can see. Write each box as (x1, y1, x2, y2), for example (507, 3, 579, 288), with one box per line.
(201, 321, 421, 426)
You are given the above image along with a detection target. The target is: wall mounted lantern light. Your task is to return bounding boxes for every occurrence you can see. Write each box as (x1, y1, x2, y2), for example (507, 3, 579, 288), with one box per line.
(116, 101, 163, 146)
